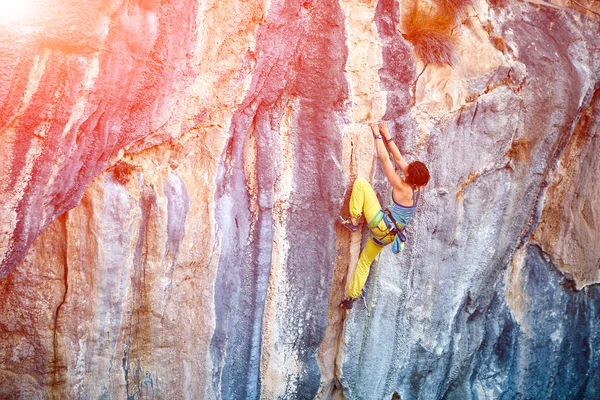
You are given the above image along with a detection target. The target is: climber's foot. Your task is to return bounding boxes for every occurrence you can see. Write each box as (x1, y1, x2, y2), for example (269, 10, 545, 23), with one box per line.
(337, 216, 358, 233)
(339, 297, 356, 309)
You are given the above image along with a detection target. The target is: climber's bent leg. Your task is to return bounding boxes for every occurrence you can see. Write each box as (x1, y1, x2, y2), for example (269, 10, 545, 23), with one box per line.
(349, 178, 383, 225)
(347, 236, 385, 298)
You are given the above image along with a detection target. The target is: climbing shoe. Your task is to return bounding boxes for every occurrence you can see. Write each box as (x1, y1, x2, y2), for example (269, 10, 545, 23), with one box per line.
(339, 297, 356, 309)
(336, 216, 358, 233)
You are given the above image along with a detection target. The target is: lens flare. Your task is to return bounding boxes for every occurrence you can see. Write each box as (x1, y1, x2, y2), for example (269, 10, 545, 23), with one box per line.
(0, 0, 35, 25)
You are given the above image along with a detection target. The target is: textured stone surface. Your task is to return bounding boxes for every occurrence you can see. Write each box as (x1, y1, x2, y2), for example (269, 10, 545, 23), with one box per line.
(0, 0, 599, 399)
(0, 0, 199, 279)
(335, 2, 600, 399)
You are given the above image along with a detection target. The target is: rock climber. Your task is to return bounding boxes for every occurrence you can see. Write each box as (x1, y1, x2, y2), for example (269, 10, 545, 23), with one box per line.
(337, 122, 430, 309)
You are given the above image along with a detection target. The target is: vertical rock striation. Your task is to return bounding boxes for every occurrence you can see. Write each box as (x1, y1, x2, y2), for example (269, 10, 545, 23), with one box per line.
(0, 0, 199, 279)
(0, 0, 599, 399)
(211, 2, 347, 398)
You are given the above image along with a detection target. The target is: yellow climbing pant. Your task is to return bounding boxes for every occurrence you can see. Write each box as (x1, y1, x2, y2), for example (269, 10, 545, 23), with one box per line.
(347, 178, 393, 299)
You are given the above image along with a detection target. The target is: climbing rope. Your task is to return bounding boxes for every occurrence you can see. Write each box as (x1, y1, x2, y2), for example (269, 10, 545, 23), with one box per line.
(351, 252, 383, 400)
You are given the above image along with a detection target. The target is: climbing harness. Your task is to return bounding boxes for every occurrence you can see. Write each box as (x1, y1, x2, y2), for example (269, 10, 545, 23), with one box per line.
(366, 208, 406, 253)
(351, 252, 383, 400)
(366, 184, 421, 253)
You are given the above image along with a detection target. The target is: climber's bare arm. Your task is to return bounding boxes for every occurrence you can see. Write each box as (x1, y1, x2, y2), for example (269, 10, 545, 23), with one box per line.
(371, 123, 405, 191)
(379, 122, 409, 174)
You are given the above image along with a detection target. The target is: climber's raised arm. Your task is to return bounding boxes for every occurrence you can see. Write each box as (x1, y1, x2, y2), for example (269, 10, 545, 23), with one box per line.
(379, 122, 409, 174)
(370, 123, 404, 191)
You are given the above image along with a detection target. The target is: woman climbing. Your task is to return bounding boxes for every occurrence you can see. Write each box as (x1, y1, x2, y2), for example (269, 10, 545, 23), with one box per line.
(337, 122, 430, 309)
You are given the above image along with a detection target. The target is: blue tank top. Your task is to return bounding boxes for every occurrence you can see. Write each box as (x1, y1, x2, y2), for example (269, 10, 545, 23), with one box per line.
(388, 185, 421, 226)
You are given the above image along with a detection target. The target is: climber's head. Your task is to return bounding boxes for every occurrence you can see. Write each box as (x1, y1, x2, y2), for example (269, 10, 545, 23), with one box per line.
(405, 161, 430, 186)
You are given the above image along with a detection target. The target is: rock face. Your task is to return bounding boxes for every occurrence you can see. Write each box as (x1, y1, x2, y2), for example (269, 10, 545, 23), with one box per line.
(0, 0, 599, 399)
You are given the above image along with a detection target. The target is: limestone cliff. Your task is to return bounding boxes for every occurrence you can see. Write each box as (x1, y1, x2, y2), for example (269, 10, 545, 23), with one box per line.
(1, 0, 599, 399)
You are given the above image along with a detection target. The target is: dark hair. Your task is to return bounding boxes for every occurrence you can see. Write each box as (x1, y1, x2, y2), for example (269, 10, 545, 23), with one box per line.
(406, 161, 430, 186)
